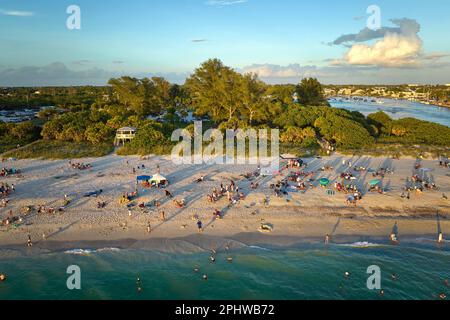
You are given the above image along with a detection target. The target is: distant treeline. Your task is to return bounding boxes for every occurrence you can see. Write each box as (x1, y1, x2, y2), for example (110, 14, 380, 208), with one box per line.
(325, 84, 450, 102)
(0, 86, 110, 109)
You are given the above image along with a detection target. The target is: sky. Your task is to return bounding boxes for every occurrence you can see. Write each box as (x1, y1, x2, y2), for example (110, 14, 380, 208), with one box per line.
(1, 0, 450, 86)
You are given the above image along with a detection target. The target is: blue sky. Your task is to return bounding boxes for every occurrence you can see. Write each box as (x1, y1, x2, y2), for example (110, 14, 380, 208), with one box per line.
(1, 0, 450, 85)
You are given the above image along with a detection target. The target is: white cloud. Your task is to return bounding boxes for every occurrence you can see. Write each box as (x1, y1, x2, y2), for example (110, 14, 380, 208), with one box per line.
(0, 9, 34, 17)
(344, 32, 423, 67)
(241, 64, 322, 78)
(333, 17, 449, 68)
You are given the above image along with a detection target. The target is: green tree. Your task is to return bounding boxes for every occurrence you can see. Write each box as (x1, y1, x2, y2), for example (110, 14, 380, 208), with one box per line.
(295, 78, 328, 106)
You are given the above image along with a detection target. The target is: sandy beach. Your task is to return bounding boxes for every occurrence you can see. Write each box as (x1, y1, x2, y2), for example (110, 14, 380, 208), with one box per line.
(1, 154, 449, 252)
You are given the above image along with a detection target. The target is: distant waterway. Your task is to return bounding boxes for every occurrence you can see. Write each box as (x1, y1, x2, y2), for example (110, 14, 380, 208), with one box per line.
(0, 106, 53, 123)
(329, 97, 450, 127)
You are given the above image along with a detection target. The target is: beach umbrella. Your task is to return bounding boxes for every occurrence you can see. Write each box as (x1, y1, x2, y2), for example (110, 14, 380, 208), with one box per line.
(319, 178, 330, 186)
(369, 179, 381, 186)
(137, 175, 151, 181)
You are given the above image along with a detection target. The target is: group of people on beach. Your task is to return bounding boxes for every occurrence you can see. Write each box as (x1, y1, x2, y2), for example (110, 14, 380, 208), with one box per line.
(404, 160, 439, 195)
(0, 182, 14, 197)
(0, 167, 20, 177)
(206, 180, 245, 205)
(120, 192, 138, 204)
(439, 158, 450, 168)
(69, 161, 92, 170)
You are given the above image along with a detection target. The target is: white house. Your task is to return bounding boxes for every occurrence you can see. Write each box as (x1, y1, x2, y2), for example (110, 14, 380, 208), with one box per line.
(114, 127, 137, 146)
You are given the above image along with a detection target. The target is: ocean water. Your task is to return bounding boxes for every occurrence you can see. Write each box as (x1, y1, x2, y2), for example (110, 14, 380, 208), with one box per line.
(329, 98, 450, 127)
(0, 241, 449, 300)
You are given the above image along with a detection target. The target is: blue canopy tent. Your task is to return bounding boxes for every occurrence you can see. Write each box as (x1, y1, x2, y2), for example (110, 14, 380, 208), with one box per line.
(137, 175, 152, 182)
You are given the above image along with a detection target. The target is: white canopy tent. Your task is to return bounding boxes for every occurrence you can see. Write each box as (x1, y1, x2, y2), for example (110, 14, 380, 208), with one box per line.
(150, 173, 168, 184)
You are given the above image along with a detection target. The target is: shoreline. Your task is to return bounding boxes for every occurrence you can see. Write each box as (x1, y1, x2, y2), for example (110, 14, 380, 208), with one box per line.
(1, 214, 448, 257)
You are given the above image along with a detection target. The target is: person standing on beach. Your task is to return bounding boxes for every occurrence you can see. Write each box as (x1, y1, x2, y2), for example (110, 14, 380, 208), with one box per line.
(147, 222, 152, 234)
(197, 220, 203, 233)
(160, 211, 166, 222)
(438, 232, 444, 244)
(325, 234, 330, 245)
(27, 234, 32, 247)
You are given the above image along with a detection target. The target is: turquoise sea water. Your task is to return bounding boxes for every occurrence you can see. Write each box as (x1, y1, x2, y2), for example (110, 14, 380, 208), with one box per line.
(0, 241, 449, 300)
(329, 98, 450, 127)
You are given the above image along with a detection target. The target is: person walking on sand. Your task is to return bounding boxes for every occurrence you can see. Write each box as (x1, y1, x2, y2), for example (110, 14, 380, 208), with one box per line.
(160, 211, 166, 222)
(147, 222, 152, 234)
(165, 190, 173, 199)
(197, 220, 203, 233)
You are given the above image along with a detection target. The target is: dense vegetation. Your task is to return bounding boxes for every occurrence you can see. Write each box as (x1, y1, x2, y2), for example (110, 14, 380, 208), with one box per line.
(1, 59, 449, 159)
(0, 121, 41, 154)
(0, 86, 110, 109)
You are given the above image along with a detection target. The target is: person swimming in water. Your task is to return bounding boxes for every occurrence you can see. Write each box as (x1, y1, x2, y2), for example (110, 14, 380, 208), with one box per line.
(27, 234, 32, 247)
(390, 232, 398, 244)
(0, 274, 6, 281)
(136, 277, 142, 293)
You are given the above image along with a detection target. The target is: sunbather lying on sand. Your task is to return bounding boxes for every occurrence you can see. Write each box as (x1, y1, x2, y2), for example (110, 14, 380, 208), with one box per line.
(173, 199, 186, 208)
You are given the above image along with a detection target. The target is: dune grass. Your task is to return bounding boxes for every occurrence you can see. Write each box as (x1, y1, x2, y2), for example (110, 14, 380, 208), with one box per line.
(1, 140, 114, 160)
